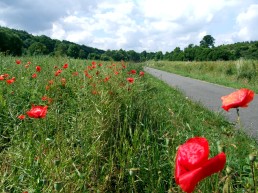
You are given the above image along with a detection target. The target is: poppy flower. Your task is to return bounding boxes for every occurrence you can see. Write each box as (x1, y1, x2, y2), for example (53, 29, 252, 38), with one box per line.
(128, 69, 136, 74)
(127, 77, 134, 84)
(55, 69, 62, 76)
(221, 88, 254, 111)
(175, 137, 226, 193)
(36, 66, 41, 72)
(16, 60, 21, 64)
(63, 63, 68, 69)
(0, 75, 5, 80)
(139, 71, 144, 76)
(72, 72, 79, 76)
(48, 80, 54, 85)
(27, 105, 48, 118)
(18, 114, 26, 120)
(6, 78, 15, 84)
(42, 95, 48, 101)
(32, 73, 37, 78)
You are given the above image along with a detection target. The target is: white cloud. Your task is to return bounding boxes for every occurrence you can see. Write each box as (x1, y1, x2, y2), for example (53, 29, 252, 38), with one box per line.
(1, 0, 257, 52)
(236, 4, 258, 41)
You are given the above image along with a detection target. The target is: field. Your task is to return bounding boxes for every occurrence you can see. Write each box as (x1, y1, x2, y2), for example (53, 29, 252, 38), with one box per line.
(0, 55, 258, 192)
(146, 59, 258, 93)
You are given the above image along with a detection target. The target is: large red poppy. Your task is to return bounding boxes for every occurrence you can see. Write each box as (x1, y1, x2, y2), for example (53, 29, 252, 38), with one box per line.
(221, 88, 254, 111)
(175, 137, 226, 193)
(27, 105, 48, 118)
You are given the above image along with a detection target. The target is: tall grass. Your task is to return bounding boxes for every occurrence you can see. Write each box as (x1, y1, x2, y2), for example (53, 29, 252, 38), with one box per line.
(0, 55, 257, 192)
(147, 59, 258, 93)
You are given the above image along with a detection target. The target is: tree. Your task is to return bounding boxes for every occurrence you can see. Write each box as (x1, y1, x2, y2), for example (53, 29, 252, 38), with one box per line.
(28, 42, 47, 55)
(200, 35, 215, 48)
(67, 44, 80, 58)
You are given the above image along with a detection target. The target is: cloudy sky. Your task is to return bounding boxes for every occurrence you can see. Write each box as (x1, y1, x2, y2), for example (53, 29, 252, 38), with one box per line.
(0, 0, 258, 52)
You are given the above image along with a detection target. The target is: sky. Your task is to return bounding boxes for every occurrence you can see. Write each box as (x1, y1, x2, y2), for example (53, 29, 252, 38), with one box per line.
(0, 0, 258, 52)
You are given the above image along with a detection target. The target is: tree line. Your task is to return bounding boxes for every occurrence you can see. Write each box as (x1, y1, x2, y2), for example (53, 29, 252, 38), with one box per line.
(1, 26, 258, 62)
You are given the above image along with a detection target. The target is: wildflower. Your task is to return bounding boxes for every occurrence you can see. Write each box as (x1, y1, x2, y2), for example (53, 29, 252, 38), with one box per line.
(72, 72, 79, 76)
(6, 77, 15, 84)
(104, 76, 110, 82)
(130, 69, 136, 74)
(127, 77, 134, 84)
(0, 75, 5, 80)
(139, 71, 145, 76)
(18, 114, 26, 120)
(36, 66, 41, 72)
(32, 73, 37, 78)
(63, 63, 68, 69)
(55, 69, 62, 76)
(48, 80, 54, 85)
(42, 95, 48, 101)
(221, 88, 254, 111)
(175, 137, 226, 193)
(16, 60, 21, 64)
(27, 105, 48, 118)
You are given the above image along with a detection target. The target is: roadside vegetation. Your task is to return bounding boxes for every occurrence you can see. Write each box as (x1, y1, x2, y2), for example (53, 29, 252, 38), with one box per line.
(147, 59, 258, 93)
(0, 55, 257, 192)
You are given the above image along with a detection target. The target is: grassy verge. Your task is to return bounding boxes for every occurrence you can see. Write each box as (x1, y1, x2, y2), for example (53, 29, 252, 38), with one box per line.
(0, 55, 257, 192)
(146, 60, 258, 93)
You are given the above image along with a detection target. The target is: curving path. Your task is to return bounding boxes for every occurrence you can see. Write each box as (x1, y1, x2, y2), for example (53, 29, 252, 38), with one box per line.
(145, 67, 258, 141)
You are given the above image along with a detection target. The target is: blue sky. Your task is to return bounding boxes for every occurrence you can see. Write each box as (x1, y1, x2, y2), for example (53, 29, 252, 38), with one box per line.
(0, 0, 258, 52)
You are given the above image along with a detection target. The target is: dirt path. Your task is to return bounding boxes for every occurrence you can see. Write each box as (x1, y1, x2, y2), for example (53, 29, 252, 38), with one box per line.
(145, 67, 258, 141)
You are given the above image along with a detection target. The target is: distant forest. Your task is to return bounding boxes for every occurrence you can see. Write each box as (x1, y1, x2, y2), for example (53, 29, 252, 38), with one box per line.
(1, 26, 258, 62)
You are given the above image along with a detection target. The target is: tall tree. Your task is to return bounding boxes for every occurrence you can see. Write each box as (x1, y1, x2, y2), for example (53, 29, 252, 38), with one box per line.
(200, 35, 215, 48)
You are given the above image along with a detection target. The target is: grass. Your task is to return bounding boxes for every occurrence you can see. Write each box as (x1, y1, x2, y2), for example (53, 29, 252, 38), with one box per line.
(0, 55, 257, 192)
(146, 59, 258, 93)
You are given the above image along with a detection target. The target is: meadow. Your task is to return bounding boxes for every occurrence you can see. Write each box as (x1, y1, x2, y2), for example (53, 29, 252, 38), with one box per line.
(0, 55, 257, 192)
(146, 59, 258, 93)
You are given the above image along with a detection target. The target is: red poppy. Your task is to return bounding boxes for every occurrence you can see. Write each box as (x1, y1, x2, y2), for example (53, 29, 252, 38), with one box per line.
(104, 76, 110, 82)
(16, 60, 21, 64)
(72, 72, 79, 76)
(0, 75, 5, 80)
(32, 73, 37, 78)
(55, 69, 62, 76)
(98, 63, 102, 67)
(18, 114, 26, 120)
(221, 88, 254, 111)
(3, 74, 9, 78)
(6, 77, 15, 84)
(127, 77, 134, 83)
(175, 137, 226, 193)
(128, 69, 136, 74)
(139, 71, 144, 76)
(48, 80, 54, 85)
(63, 63, 68, 69)
(42, 95, 48, 101)
(92, 61, 96, 65)
(36, 66, 41, 72)
(27, 105, 48, 118)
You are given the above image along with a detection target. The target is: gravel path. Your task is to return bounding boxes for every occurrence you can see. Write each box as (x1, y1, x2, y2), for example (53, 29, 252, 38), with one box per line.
(145, 67, 258, 141)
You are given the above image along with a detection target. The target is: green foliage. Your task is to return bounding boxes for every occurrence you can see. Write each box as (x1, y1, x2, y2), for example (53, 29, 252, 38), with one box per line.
(148, 59, 258, 93)
(0, 56, 257, 192)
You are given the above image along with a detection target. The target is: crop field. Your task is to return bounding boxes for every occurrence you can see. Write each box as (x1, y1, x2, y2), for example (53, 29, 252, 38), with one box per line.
(0, 55, 258, 192)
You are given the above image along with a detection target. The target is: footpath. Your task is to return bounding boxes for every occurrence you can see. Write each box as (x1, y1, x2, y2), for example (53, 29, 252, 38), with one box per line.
(145, 67, 258, 141)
